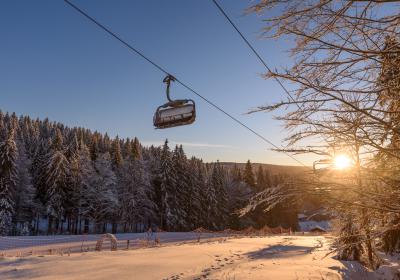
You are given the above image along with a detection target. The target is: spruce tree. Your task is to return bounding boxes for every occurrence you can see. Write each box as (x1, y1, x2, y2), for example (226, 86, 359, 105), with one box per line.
(0, 127, 18, 235)
(131, 137, 142, 160)
(88, 153, 118, 233)
(211, 161, 228, 229)
(243, 160, 255, 188)
(75, 141, 96, 234)
(337, 214, 364, 261)
(256, 165, 266, 191)
(172, 145, 190, 230)
(14, 141, 36, 234)
(204, 168, 217, 229)
(43, 128, 69, 233)
(120, 156, 155, 232)
(204, 161, 228, 230)
(89, 135, 99, 161)
(0, 111, 5, 140)
(186, 157, 203, 229)
(32, 139, 49, 205)
(111, 137, 123, 168)
(232, 163, 242, 182)
(264, 169, 271, 188)
(158, 140, 177, 230)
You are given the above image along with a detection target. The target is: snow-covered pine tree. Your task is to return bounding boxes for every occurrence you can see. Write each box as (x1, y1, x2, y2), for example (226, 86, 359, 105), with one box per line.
(122, 138, 132, 160)
(225, 167, 253, 229)
(192, 158, 209, 228)
(131, 137, 142, 160)
(43, 128, 69, 234)
(243, 160, 255, 188)
(88, 152, 118, 233)
(0, 126, 18, 235)
(204, 161, 227, 230)
(0, 111, 5, 140)
(172, 145, 191, 230)
(211, 161, 228, 230)
(256, 166, 266, 191)
(74, 139, 97, 234)
(145, 145, 162, 228)
(336, 214, 364, 261)
(263, 169, 272, 189)
(63, 133, 81, 233)
(158, 140, 178, 231)
(120, 153, 155, 232)
(13, 140, 36, 235)
(110, 137, 123, 232)
(382, 213, 400, 255)
(89, 134, 99, 161)
(111, 137, 123, 169)
(32, 138, 50, 207)
(26, 120, 40, 160)
(186, 157, 203, 229)
(99, 132, 111, 153)
(231, 163, 242, 182)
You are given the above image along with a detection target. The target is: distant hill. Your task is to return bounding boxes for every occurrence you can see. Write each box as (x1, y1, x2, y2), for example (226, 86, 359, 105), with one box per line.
(220, 162, 310, 176)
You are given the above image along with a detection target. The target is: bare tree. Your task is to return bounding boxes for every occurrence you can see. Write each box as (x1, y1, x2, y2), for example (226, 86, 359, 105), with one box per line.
(244, 0, 400, 268)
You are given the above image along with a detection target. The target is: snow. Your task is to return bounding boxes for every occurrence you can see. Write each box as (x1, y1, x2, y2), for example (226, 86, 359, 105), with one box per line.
(1, 235, 398, 280)
(299, 220, 331, 231)
(0, 232, 226, 256)
(297, 213, 307, 219)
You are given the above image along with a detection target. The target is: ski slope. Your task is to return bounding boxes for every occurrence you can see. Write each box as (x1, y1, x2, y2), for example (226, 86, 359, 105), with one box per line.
(1, 235, 398, 280)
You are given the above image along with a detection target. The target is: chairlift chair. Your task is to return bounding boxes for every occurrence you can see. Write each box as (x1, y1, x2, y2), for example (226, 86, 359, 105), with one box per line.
(153, 75, 196, 129)
(313, 158, 333, 174)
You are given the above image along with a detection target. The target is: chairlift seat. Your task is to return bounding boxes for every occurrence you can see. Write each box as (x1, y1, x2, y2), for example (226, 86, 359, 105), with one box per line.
(153, 100, 196, 129)
(313, 159, 333, 173)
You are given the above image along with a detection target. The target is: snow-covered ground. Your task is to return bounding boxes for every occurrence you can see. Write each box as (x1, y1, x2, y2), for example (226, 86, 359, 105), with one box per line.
(1, 235, 398, 280)
(0, 232, 226, 257)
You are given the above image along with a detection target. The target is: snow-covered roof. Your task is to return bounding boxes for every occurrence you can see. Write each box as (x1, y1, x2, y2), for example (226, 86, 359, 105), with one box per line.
(299, 220, 330, 232)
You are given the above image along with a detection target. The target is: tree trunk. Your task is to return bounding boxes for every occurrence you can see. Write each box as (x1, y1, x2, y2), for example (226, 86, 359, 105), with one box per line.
(75, 218, 79, 235)
(47, 216, 53, 235)
(60, 218, 64, 234)
(35, 214, 40, 235)
(67, 217, 71, 233)
(84, 219, 89, 234)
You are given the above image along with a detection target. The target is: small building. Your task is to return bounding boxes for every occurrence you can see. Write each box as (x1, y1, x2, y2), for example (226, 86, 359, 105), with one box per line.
(298, 208, 331, 232)
(309, 226, 327, 233)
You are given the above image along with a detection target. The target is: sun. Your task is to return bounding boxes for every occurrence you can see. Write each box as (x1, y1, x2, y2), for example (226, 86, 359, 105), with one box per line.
(334, 155, 351, 169)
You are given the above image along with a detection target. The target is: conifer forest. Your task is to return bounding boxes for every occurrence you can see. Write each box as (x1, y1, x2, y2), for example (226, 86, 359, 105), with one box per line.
(0, 112, 298, 236)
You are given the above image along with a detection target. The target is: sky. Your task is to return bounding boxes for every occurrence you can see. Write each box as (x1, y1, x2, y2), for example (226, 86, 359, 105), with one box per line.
(0, 0, 316, 166)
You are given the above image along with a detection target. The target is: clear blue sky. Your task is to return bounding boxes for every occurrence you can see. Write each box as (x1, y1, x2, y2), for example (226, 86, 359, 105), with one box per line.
(0, 0, 315, 165)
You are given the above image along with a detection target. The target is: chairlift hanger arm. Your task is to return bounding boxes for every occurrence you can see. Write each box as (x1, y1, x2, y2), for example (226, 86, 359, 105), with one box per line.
(163, 74, 176, 102)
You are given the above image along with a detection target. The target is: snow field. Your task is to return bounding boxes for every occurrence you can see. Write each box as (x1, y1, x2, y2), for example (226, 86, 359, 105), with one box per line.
(0, 232, 228, 257)
(1, 235, 391, 280)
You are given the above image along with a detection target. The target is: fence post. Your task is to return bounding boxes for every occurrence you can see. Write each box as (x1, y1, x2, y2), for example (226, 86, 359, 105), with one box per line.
(81, 234, 86, 252)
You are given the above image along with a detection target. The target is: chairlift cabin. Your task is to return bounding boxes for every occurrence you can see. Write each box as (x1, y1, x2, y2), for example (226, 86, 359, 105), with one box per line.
(153, 75, 196, 129)
(313, 158, 332, 174)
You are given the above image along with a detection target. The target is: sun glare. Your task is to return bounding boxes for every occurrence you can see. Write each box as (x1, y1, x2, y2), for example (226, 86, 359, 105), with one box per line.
(334, 155, 351, 169)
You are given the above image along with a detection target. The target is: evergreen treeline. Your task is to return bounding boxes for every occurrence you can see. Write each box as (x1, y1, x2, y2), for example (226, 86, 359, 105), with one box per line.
(0, 111, 297, 236)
